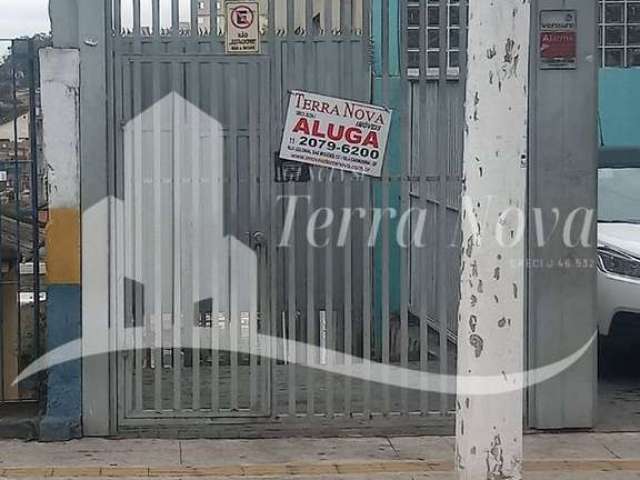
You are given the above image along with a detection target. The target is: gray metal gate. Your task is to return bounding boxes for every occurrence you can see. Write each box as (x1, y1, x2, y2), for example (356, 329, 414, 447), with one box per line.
(108, 0, 464, 434)
(0, 37, 45, 409)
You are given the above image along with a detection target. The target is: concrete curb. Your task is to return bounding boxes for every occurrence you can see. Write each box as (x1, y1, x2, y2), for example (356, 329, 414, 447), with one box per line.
(1, 459, 640, 478)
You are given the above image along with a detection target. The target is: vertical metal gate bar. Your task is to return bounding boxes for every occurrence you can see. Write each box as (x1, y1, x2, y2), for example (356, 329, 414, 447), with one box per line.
(361, 0, 372, 418)
(172, 60, 183, 412)
(305, 0, 314, 38)
(104, 0, 117, 421)
(305, 179, 316, 416)
(114, 51, 126, 423)
(123, 59, 134, 416)
(133, 0, 141, 37)
(399, 0, 410, 416)
(324, 152, 335, 417)
(249, 61, 260, 412)
(324, 0, 333, 34)
(342, 0, 353, 418)
(229, 61, 240, 412)
(304, 0, 316, 418)
(209, 61, 220, 414)
(210, 0, 218, 41)
(344, 178, 354, 416)
(437, 0, 449, 415)
(363, 191, 373, 419)
(172, 0, 180, 37)
(268, 42, 281, 418)
(286, 0, 295, 36)
(191, 0, 199, 36)
(132, 36, 144, 419)
(286, 183, 296, 417)
(191, 60, 202, 412)
(324, 0, 342, 418)
(220, 64, 231, 413)
(152, 55, 163, 412)
(114, 0, 121, 34)
(258, 59, 271, 415)
(380, 0, 391, 416)
(285, 0, 297, 418)
(28, 38, 41, 384)
(268, 0, 280, 418)
(418, 0, 429, 416)
(324, 0, 335, 420)
(149, 0, 164, 412)
(11, 48, 22, 370)
(343, 0, 353, 35)
(105, 3, 116, 420)
(151, 0, 159, 37)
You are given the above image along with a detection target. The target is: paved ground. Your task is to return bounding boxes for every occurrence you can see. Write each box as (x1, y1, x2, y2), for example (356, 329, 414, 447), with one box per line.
(1, 433, 640, 478)
(597, 328, 640, 431)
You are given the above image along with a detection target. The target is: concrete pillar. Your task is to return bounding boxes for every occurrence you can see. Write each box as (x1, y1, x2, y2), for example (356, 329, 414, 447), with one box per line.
(455, 1, 531, 479)
(77, 0, 110, 436)
(50, 0, 111, 436)
(39, 48, 82, 441)
(527, 0, 598, 430)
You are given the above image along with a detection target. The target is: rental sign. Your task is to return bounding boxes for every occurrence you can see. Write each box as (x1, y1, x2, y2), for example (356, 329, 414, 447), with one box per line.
(280, 91, 392, 177)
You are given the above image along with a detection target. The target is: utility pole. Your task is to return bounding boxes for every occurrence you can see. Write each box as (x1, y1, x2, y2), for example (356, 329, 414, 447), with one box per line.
(456, 1, 531, 479)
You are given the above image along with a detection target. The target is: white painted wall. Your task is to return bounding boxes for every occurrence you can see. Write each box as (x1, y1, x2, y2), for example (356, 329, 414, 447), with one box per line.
(39, 48, 80, 210)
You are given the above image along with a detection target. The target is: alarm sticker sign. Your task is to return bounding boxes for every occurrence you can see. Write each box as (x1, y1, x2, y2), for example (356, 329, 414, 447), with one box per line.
(540, 10, 577, 70)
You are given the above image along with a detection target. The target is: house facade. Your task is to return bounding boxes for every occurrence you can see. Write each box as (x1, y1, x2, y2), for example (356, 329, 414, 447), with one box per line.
(4, 0, 602, 440)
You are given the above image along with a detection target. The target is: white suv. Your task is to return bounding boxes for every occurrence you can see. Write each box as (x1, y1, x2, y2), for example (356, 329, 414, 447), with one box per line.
(597, 167, 640, 336)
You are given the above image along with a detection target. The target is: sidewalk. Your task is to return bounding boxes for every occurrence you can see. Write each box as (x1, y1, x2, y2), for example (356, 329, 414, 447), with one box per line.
(1, 433, 640, 479)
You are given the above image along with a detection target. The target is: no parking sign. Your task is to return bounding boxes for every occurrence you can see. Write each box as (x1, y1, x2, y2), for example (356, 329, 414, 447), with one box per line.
(226, 1, 260, 54)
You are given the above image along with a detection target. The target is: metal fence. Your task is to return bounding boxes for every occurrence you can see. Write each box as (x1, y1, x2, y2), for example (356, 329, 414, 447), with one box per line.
(0, 38, 45, 405)
(106, 0, 465, 433)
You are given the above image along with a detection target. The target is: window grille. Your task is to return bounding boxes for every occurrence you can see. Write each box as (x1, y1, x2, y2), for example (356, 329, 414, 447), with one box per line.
(406, 0, 463, 78)
(599, 0, 640, 67)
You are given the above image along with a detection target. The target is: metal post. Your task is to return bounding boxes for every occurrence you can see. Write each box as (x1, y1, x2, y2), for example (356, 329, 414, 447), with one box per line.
(28, 38, 41, 372)
(455, 1, 531, 479)
(11, 41, 22, 372)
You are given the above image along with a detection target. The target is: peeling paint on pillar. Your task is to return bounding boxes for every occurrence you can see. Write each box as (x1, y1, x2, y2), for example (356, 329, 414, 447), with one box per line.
(39, 48, 82, 441)
(455, 1, 530, 480)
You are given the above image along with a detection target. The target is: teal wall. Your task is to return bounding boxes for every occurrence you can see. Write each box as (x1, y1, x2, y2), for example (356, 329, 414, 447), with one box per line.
(599, 68, 640, 148)
(371, 0, 404, 345)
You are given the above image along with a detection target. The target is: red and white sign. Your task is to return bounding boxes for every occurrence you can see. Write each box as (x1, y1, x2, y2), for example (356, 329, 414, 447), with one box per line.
(540, 10, 577, 69)
(280, 91, 392, 178)
(226, 2, 260, 54)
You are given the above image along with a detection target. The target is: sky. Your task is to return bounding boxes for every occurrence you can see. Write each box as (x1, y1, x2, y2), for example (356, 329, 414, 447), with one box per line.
(0, 0, 198, 42)
(0, 0, 50, 56)
(0, 0, 50, 39)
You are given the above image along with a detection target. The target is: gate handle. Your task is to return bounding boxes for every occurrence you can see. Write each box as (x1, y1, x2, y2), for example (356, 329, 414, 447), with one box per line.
(249, 230, 265, 250)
